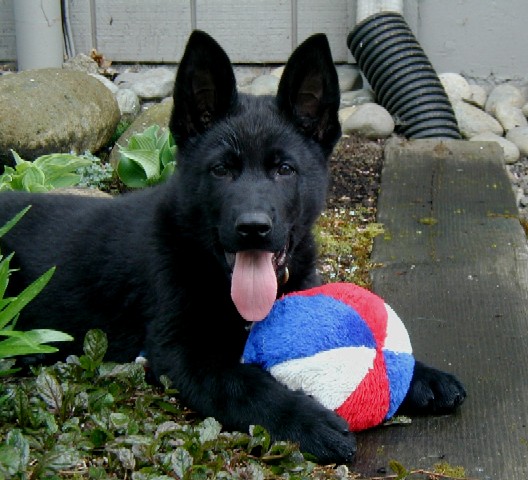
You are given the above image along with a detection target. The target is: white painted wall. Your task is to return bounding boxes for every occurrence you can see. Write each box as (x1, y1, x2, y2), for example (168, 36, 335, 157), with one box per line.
(0, 0, 527, 81)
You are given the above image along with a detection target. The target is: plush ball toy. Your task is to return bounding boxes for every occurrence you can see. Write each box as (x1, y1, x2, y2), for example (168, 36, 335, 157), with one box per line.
(242, 282, 415, 431)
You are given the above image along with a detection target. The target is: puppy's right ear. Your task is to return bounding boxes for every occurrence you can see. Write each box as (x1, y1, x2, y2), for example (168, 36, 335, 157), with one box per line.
(170, 30, 237, 146)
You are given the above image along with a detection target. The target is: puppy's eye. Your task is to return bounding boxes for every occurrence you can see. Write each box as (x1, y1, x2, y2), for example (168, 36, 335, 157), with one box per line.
(276, 163, 295, 176)
(211, 164, 230, 178)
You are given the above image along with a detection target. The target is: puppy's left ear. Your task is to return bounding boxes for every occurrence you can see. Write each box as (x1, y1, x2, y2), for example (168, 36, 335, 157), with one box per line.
(277, 34, 341, 155)
(170, 30, 237, 147)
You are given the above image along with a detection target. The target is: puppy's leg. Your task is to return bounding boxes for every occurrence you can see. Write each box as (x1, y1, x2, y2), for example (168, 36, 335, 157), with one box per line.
(398, 360, 467, 415)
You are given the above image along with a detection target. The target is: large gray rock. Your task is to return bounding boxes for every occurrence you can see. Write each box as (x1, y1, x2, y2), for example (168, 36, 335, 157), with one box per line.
(485, 84, 525, 115)
(452, 100, 504, 138)
(114, 67, 175, 100)
(341, 103, 394, 139)
(0, 68, 120, 164)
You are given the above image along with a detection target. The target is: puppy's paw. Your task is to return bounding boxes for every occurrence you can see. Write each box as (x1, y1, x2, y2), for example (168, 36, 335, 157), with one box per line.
(277, 393, 356, 464)
(297, 407, 357, 464)
(398, 360, 466, 415)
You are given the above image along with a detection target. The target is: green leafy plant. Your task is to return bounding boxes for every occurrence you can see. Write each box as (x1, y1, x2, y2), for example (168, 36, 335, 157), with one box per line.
(0, 207, 72, 375)
(117, 125, 177, 188)
(0, 329, 317, 479)
(0, 150, 97, 192)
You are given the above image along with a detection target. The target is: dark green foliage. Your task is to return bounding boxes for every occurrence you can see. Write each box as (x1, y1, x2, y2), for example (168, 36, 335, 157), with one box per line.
(0, 330, 321, 478)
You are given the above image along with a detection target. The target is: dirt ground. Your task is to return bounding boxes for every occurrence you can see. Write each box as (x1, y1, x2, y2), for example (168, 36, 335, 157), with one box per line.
(327, 134, 385, 212)
(317, 134, 385, 286)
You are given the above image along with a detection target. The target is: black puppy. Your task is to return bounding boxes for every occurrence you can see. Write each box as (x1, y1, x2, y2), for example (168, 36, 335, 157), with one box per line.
(0, 31, 465, 463)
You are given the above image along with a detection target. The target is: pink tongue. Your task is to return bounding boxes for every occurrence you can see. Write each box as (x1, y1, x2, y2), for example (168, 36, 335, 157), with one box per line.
(231, 250, 277, 321)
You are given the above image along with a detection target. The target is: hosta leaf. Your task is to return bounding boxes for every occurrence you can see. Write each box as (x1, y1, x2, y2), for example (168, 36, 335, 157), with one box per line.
(155, 128, 170, 150)
(34, 154, 93, 180)
(117, 156, 148, 188)
(20, 165, 47, 191)
(159, 161, 176, 183)
(159, 141, 176, 169)
(119, 149, 160, 180)
(126, 125, 159, 151)
(48, 173, 83, 189)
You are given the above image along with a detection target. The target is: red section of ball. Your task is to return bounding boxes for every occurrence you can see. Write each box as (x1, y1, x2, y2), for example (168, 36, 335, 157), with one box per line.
(336, 350, 390, 431)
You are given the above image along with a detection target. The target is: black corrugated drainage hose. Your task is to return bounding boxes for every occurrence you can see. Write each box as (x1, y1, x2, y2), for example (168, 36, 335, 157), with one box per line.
(347, 11, 461, 139)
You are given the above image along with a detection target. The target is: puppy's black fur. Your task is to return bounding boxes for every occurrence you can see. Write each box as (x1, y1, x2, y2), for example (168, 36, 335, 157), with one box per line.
(0, 31, 465, 463)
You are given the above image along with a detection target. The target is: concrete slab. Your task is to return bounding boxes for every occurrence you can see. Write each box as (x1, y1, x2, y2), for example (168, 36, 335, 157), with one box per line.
(356, 139, 528, 479)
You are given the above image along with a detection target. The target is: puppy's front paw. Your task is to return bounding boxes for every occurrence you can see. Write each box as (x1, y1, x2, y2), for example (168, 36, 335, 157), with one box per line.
(398, 360, 466, 415)
(298, 407, 357, 464)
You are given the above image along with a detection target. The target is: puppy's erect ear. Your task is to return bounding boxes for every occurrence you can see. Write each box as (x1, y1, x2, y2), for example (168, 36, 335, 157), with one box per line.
(170, 30, 237, 146)
(276, 34, 341, 155)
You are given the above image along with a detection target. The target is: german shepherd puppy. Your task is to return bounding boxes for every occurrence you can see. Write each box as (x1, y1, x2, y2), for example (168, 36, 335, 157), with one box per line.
(0, 31, 465, 463)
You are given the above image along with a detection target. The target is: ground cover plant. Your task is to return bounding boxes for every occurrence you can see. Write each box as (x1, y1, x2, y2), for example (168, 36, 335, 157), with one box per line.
(0, 133, 470, 478)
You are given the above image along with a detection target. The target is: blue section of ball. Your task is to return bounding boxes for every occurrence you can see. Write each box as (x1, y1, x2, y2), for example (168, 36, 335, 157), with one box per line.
(243, 294, 377, 370)
(383, 350, 415, 419)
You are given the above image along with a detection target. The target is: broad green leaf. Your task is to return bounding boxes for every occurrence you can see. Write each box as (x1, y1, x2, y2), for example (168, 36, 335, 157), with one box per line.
(155, 128, 170, 150)
(0, 180, 14, 192)
(33, 153, 92, 173)
(109, 412, 129, 431)
(20, 165, 47, 192)
(48, 173, 83, 189)
(83, 329, 108, 365)
(0, 266, 55, 330)
(160, 142, 177, 169)
(27, 183, 50, 193)
(39, 446, 82, 475)
(197, 417, 222, 443)
(36, 370, 63, 410)
(88, 389, 114, 411)
(5, 430, 30, 471)
(126, 125, 159, 151)
(159, 162, 176, 183)
(119, 149, 160, 180)
(170, 447, 193, 478)
(117, 156, 148, 188)
(0, 444, 21, 477)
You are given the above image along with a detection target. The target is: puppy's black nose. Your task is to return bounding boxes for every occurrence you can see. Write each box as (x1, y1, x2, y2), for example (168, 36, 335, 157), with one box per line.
(235, 212, 272, 238)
